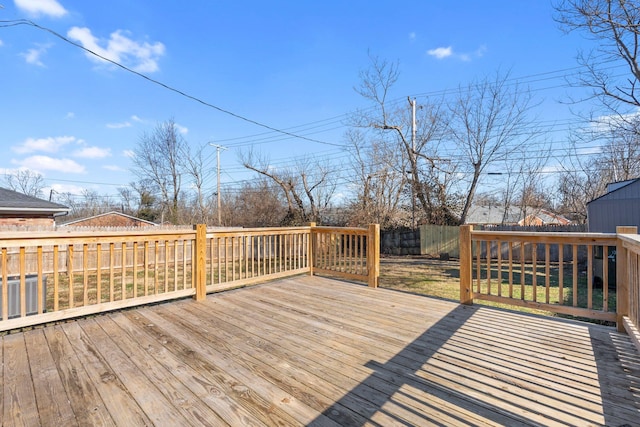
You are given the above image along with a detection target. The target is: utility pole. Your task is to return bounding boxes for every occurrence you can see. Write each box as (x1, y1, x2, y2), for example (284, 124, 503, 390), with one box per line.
(209, 143, 227, 226)
(410, 97, 416, 154)
(408, 97, 417, 229)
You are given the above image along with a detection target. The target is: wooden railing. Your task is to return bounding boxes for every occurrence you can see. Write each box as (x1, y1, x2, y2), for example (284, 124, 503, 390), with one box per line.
(310, 224, 380, 288)
(0, 224, 380, 332)
(616, 228, 640, 351)
(460, 225, 640, 350)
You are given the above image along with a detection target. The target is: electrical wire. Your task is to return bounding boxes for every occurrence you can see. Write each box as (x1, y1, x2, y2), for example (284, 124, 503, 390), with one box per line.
(0, 19, 345, 148)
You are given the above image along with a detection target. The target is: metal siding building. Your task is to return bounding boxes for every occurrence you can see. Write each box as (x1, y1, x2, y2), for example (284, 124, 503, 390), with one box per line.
(587, 179, 640, 232)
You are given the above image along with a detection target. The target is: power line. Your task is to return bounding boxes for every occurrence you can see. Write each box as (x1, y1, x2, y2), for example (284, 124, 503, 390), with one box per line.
(1, 19, 345, 148)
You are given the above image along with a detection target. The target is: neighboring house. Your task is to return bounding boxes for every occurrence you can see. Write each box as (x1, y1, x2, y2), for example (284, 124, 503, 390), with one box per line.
(518, 209, 572, 226)
(59, 211, 158, 228)
(587, 178, 640, 233)
(465, 204, 571, 226)
(0, 187, 68, 227)
(465, 204, 520, 225)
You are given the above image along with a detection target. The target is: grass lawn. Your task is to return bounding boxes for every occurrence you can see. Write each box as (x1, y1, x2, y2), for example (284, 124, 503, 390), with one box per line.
(378, 255, 616, 324)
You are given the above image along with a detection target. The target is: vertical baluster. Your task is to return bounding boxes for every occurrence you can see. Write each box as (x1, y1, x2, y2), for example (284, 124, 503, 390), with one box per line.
(573, 245, 578, 307)
(53, 246, 59, 312)
(83, 243, 89, 305)
(508, 241, 513, 298)
(121, 242, 127, 300)
(545, 244, 551, 304)
(97, 243, 102, 303)
(558, 244, 564, 305)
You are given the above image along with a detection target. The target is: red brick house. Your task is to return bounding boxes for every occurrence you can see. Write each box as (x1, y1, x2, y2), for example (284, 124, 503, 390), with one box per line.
(0, 187, 69, 227)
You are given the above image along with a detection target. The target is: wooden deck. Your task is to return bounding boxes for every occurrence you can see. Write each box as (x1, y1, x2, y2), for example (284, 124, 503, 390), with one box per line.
(2, 276, 640, 426)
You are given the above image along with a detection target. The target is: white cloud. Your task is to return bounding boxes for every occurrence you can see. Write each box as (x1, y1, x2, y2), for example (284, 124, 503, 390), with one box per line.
(103, 164, 126, 172)
(67, 26, 165, 73)
(13, 155, 85, 173)
(107, 115, 145, 128)
(176, 124, 188, 134)
(409, 32, 416, 41)
(123, 149, 135, 158)
(475, 45, 487, 58)
(0, 40, 4, 47)
(576, 146, 602, 156)
(73, 146, 111, 159)
(13, 136, 75, 154)
(427, 46, 453, 59)
(65, 112, 75, 119)
(21, 44, 51, 67)
(427, 45, 486, 61)
(14, 0, 67, 17)
(106, 121, 132, 129)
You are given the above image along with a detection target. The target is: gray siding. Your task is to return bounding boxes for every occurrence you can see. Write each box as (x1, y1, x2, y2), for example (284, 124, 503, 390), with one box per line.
(587, 179, 640, 232)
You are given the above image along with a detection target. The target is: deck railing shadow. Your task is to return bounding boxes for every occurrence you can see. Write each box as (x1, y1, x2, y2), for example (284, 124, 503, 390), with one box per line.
(311, 301, 640, 426)
(591, 329, 640, 426)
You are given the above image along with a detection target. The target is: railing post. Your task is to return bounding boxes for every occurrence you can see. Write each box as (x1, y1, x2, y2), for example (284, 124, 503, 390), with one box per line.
(460, 225, 473, 305)
(367, 224, 380, 288)
(616, 226, 637, 332)
(308, 222, 316, 276)
(193, 224, 207, 301)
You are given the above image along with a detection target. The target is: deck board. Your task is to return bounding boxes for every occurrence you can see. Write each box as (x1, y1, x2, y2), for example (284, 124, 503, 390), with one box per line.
(2, 275, 640, 426)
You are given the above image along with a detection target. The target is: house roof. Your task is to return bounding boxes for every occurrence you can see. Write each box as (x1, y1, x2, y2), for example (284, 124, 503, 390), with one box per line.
(59, 211, 158, 227)
(465, 204, 571, 226)
(519, 209, 572, 226)
(0, 187, 68, 214)
(465, 205, 521, 225)
(586, 178, 640, 205)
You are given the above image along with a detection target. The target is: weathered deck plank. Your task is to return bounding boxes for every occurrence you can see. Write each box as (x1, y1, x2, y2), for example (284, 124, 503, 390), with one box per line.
(1, 275, 639, 426)
(23, 329, 76, 426)
(3, 333, 40, 426)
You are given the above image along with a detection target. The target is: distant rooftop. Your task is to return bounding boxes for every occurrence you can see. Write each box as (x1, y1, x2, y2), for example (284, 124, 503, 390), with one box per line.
(0, 187, 68, 213)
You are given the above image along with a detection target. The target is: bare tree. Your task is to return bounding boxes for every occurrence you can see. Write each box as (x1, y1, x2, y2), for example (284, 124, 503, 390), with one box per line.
(222, 179, 287, 227)
(351, 54, 456, 226)
(181, 143, 214, 224)
(344, 129, 407, 227)
(448, 70, 539, 225)
(493, 144, 552, 224)
(5, 169, 45, 197)
(117, 187, 136, 215)
(597, 118, 640, 181)
(555, 0, 640, 111)
(241, 150, 337, 225)
(557, 154, 605, 223)
(130, 181, 160, 223)
(557, 115, 640, 222)
(131, 119, 186, 224)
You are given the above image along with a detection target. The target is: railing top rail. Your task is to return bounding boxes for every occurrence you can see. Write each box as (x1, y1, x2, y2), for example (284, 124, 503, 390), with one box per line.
(207, 227, 311, 238)
(470, 229, 618, 245)
(0, 229, 198, 247)
(214, 226, 311, 233)
(619, 233, 640, 253)
(311, 226, 369, 235)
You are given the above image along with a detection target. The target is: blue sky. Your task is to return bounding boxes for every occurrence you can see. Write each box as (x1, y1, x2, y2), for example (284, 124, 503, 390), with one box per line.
(0, 0, 595, 201)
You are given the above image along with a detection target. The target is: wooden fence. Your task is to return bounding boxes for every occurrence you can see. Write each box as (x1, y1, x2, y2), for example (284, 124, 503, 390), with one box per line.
(0, 224, 380, 332)
(460, 225, 640, 352)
